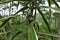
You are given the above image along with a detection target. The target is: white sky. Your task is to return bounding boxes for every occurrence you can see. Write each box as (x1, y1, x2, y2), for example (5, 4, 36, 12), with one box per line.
(0, 1, 60, 16)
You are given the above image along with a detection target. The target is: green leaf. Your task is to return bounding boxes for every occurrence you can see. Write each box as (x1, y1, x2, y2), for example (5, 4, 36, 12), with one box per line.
(0, 29, 16, 36)
(0, 15, 18, 21)
(0, 17, 11, 28)
(12, 31, 22, 40)
(0, 0, 32, 4)
(0, 17, 13, 30)
(52, 0, 59, 8)
(37, 8, 51, 32)
(51, 8, 60, 13)
(0, 0, 13, 4)
(47, 0, 51, 7)
(14, 6, 29, 15)
(0, 15, 17, 30)
(39, 32, 60, 38)
(28, 24, 38, 40)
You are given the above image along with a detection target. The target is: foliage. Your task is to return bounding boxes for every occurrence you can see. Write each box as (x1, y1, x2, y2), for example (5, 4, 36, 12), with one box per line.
(0, 0, 60, 40)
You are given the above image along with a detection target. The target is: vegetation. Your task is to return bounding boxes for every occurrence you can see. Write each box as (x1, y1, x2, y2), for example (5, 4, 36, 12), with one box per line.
(0, 0, 60, 40)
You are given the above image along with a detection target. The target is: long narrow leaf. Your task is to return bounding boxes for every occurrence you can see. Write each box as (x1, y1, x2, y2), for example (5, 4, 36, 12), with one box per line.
(51, 8, 60, 13)
(39, 32, 60, 38)
(28, 24, 38, 40)
(0, 15, 19, 28)
(37, 8, 51, 32)
(0, 17, 12, 28)
(14, 6, 29, 15)
(52, 0, 59, 8)
(0, 0, 32, 4)
(12, 31, 22, 40)
(0, 0, 14, 4)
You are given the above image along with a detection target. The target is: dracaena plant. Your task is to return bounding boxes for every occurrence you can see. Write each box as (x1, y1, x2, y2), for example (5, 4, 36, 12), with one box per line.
(0, 0, 60, 40)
